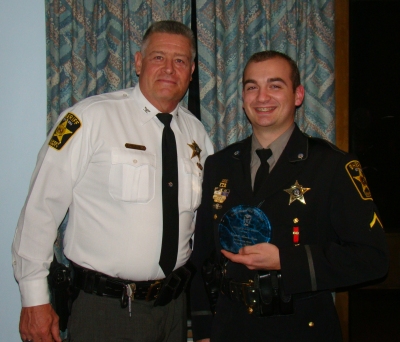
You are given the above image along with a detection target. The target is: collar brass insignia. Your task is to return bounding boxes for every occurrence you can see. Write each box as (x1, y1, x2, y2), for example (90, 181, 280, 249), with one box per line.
(284, 180, 310, 205)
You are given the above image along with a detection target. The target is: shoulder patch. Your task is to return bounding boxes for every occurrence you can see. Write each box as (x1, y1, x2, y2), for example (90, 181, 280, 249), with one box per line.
(49, 112, 81, 150)
(345, 160, 373, 200)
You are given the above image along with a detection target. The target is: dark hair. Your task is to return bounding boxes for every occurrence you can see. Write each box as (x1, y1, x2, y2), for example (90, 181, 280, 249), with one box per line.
(243, 51, 301, 91)
(142, 20, 196, 61)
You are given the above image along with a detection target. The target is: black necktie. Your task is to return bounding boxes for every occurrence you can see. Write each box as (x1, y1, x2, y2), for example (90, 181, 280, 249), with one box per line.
(254, 148, 272, 194)
(156, 113, 179, 276)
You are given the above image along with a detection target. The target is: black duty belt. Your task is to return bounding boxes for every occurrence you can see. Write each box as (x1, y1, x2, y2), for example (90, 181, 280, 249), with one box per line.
(72, 263, 192, 308)
(221, 271, 315, 316)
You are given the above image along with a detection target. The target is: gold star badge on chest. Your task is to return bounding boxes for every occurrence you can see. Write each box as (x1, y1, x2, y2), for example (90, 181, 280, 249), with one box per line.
(284, 180, 311, 205)
(188, 140, 203, 170)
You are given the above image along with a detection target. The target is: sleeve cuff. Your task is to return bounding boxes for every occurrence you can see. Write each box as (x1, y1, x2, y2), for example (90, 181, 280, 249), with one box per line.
(19, 278, 51, 307)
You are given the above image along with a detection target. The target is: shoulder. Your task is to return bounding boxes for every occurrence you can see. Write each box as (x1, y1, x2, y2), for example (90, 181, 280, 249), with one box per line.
(67, 89, 134, 119)
(177, 107, 213, 151)
(305, 133, 346, 155)
(178, 106, 205, 129)
(302, 132, 364, 176)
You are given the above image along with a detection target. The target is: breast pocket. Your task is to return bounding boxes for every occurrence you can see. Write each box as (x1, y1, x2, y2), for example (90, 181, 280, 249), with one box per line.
(181, 158, 203, 211)
(109, 148, 156, 203)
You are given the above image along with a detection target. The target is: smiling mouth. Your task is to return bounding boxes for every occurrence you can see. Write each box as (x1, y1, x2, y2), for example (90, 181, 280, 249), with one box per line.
(255, 107, 276, 112)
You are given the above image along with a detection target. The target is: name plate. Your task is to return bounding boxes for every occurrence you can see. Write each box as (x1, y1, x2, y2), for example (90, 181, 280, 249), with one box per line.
(218, 205, 272, 254)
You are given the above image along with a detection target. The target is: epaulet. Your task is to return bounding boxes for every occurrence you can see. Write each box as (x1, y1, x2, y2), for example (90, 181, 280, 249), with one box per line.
(305, 133, 346, 155)
(70, 88, 132, 113)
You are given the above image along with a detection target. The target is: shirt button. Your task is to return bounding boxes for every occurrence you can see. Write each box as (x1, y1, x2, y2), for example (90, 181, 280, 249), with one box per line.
(133, 159, 137, 164)
(168, 182, 174, 187)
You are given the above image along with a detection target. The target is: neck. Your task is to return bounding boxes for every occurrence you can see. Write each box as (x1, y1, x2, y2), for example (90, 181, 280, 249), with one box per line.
(154, 101, 179, 114)
(253, 122, 294, 148)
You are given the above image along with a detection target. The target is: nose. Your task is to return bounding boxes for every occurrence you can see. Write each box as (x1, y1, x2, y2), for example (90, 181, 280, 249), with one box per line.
(163, 58, 175, 75)
(257, 88, 271, 102)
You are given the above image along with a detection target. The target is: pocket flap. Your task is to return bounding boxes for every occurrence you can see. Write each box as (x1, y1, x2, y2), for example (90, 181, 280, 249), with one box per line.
(111, 148, 156, 168)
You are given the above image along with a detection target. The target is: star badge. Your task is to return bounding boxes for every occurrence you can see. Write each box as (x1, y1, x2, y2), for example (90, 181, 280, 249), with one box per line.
(53, 120, 73, 143)
(188, 140, 202, 160)
(284, 180, 311, 205)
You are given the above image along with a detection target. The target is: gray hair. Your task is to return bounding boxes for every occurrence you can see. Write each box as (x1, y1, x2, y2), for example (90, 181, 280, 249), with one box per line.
(141, 20, 196, 62)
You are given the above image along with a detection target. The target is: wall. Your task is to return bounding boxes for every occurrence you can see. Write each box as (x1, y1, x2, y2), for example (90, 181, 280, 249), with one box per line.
(0, 2, 46, 340)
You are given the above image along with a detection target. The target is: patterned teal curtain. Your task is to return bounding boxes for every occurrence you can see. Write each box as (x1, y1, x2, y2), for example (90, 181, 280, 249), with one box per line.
(46, 0, 191, 134)
(196, 0, 335, 150)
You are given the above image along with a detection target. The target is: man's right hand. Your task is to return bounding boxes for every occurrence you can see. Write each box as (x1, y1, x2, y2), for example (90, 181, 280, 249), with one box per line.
(19, 304, 61, 342)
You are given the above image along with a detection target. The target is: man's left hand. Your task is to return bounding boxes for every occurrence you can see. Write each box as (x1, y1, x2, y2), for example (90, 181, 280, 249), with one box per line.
(221, 242, 281, 270)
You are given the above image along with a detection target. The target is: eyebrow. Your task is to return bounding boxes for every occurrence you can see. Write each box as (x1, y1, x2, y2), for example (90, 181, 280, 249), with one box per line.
(148, 50, 190, 59)
(243, 77, 288, 87)
(268, 77, 287, 85)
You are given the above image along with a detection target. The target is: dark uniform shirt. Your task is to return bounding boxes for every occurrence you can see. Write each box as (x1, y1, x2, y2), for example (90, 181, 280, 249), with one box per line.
(190, 124, 389, 342)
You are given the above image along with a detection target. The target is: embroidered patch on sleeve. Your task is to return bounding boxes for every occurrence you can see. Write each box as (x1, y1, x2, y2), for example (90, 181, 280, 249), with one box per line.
(49, 112, 81, 150)
(345, 160, 372, 200)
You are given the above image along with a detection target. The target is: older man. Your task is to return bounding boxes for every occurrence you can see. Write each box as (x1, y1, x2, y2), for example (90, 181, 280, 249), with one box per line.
(13, 20, 213, 342)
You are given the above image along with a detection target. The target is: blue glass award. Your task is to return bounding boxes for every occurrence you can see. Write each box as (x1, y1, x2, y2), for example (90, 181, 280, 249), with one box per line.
(218, 205, 272, 253)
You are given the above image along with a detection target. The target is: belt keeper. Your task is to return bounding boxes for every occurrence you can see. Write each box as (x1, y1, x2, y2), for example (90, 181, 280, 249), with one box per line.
(96, 276, 107, 296)
(174, 266, 191, 298)
(166, 272, 181, 294)
(83, 271, 95, 294)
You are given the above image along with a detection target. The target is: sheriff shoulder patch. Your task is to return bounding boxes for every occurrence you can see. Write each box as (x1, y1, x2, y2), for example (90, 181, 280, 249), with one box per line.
(345, 160, 372, 200)
(49, 112, 81, 150)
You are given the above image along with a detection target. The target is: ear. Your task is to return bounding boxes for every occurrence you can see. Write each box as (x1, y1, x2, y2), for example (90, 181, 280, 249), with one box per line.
(134, 51, 143, 75)
(294, 85, 305, 107)
(190, 62, 195, 81)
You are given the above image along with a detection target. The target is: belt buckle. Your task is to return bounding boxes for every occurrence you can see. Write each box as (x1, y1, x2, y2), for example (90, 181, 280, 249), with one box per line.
(146, 280, 162, 301)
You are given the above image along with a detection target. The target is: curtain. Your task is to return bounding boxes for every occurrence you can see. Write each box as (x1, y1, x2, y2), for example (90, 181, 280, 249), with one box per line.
(46, 0, 191, 134)
(196, 0, 335, 150)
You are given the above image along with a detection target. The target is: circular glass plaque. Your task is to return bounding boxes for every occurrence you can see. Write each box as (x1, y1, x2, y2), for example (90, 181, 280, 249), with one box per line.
(218, 205, 272, 253)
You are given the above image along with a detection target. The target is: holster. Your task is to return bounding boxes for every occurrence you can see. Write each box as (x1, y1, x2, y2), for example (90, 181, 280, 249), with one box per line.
(47, 255, 72, 332)
(201, 254, 222, 314)
(153, 264, 192, 307)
